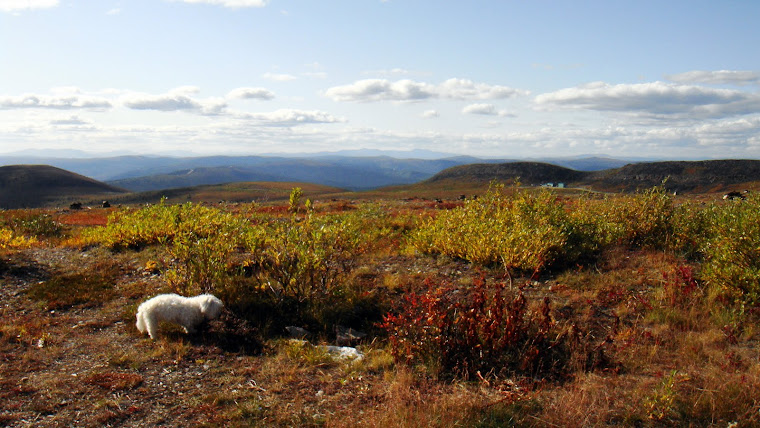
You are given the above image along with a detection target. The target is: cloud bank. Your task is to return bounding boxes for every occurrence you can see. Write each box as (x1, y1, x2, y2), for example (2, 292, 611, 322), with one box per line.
(666, 70, 760, 86)
(2, 70, 760, 159)
(325, 78, 524, 103)
(240, 109, 344, 126)
(534, 81, 760, 119)
(0, 93, 111, 110)
(227, 87, 275, 100)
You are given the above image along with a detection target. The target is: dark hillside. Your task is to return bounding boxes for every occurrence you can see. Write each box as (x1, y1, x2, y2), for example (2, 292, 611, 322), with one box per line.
(425, 162, 590, 186)
(587, 160, 760, 192)
(423, 159, 760, 194)
(0, 165, 127, 209)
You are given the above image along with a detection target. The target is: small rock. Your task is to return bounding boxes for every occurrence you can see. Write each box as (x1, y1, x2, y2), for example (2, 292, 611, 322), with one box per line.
(335, 325, 366, 345)
(285, 326, 311, 339)
(322, 345, 364, 361)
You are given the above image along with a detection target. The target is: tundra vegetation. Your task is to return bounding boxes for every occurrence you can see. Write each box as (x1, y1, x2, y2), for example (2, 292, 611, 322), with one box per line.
(1, 185, 760, 426)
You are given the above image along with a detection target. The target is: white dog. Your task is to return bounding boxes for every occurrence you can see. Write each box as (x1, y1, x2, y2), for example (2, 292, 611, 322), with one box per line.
(135, 293, 224, 339)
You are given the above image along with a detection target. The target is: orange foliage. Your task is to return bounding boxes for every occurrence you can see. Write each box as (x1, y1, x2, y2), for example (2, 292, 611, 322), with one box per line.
(57, 209, 112, 226)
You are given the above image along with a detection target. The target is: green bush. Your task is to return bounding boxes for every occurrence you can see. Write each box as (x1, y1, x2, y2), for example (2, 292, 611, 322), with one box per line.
(411, 185, 682, 275)
(699, 195, 760, 306)
(249, 207, 390, 315)
(82, 200, 247, 250)
(82, 201, 250, 294)
(5, 212, 63, 238)
(411, 185, 588, 274)
(573, 186, 676, 250)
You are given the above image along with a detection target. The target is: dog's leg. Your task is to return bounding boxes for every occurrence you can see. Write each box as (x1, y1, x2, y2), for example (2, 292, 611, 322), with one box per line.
(136, 311, 146, 334)
(145, 314, 159, 339)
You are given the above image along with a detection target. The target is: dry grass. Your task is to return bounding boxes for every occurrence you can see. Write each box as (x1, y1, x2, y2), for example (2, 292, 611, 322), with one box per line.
(1, 197, 759, 426)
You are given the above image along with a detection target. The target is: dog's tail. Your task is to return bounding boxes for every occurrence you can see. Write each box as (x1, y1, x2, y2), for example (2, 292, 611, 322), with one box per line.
(135, 310, 146, 333)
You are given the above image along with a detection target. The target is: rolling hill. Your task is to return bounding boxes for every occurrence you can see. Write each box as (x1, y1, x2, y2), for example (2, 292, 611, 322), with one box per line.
(423, 159, 760, 193)
(426, 162, 589, 186)
(0, 165, 128, 209)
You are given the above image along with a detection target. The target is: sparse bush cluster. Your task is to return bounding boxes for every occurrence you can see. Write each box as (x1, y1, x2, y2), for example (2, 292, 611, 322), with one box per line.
(697, 193, 760, 306)
(410, 185, 584, 274)
(7, 185, 760, 426)
(0, 227, 37, 250)
(76, 186, 760, 325)
(380, 276, 607, 379)
(82, 199, 247, 251)
(575, 185, 676, 249)
(410, 184, 678, 275)
(3, 211, 63, 239)
(81, 195, 397, 332)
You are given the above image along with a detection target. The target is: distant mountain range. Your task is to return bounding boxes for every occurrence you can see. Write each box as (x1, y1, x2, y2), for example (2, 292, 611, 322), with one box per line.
(3, 159, 760, 209)
(0, 153, 631, 192)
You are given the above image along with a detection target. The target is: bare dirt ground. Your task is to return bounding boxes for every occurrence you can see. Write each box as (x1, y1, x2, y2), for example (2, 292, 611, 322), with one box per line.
(0, 246, 513, 427)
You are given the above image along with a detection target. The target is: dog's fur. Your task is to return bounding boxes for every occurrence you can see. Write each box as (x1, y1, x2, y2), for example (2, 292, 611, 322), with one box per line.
(135, 293, 223, 339)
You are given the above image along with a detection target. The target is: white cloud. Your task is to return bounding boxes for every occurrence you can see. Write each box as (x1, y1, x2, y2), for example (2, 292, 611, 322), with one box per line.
(169, 0, 268, 8)
(121, 88, 227, 115)
(0, 0, 58, 12)
(462, 103, 497, 115)
(666, 70, 760, 86)
(534, 81, 760, 119)
(325, 78, 523, 103)
(122, 93, 201, 111)
(262, 72, 297, 82)
(241, 109, 344, 126)
(325, 79, 435, 102)
(227, 87, 275, 100)
(462, 103, 514, 117)
(50, 115, 91, 126)
(439, 78, 525, 100)
(421, 110, 439, 118)
(5, 106, 760, 159)
(0, 93, 111, 110)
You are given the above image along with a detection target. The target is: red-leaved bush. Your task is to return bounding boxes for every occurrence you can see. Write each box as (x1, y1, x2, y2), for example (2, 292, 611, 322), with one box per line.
(381, 277, 610, 380)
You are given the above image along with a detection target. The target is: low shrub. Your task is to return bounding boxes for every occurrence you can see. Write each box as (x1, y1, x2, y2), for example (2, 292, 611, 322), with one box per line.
(698, 194, 760, 306)
(0, 227, 37, 250)
(4, 212, 63, 239)
(82, 200, 247, 251)
(381, 276, 609, 380)
(410, 185, 583, 274)
(577, 186, 676, 249)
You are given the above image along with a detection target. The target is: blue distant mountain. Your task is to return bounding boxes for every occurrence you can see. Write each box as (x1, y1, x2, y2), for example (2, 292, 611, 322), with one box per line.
(0, 151, 633, 192)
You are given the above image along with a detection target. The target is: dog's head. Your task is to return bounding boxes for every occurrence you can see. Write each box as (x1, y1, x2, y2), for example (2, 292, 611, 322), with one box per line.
(198, 294, 224, 320)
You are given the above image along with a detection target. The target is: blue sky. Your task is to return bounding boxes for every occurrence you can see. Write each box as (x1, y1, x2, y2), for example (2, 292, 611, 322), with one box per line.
(1, 0, 760, 159)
